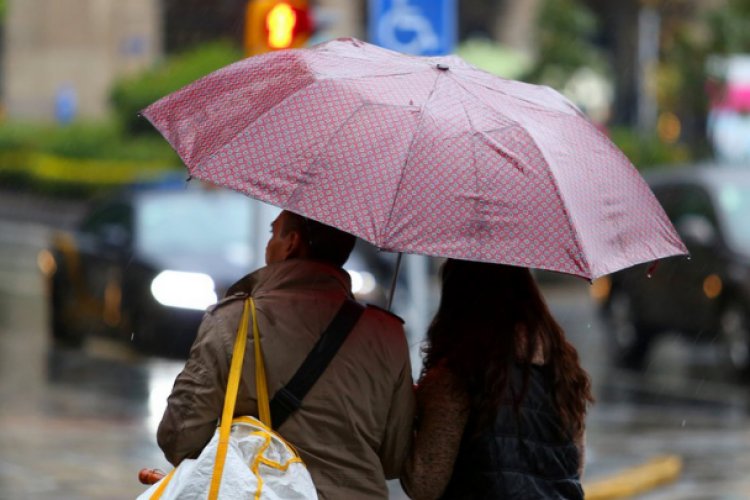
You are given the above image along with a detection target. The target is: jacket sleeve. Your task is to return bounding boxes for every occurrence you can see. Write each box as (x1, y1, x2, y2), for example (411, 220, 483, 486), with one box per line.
(576, 430, 586, 478)
(157, 311, 233, 465)
(400, 366, 470, 500)
(378, 337, 416, 479)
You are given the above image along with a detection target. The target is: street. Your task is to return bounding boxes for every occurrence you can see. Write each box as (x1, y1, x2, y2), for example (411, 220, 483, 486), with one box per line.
(1, 211, 750, 499)
(3, 0, 750, 497)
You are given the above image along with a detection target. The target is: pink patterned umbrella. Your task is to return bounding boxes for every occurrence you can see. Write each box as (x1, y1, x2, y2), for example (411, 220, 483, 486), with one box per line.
(142, 38, 686, 280)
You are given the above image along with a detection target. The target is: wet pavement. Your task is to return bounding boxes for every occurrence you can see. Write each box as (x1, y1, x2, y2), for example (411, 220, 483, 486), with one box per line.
(2, 209, 750, 498)
(0, 257, 169, 498)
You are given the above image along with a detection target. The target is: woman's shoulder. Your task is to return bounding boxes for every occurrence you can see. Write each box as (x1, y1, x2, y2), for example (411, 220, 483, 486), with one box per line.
(421, 360, 460, 385)
(418, 362, 469, 407)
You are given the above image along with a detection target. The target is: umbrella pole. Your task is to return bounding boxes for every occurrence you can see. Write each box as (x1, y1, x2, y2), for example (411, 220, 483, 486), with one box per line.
(387, 253, 403, 312)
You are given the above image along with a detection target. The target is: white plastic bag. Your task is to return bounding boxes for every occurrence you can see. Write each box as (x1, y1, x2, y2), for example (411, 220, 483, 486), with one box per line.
(138, 416, 317, 500)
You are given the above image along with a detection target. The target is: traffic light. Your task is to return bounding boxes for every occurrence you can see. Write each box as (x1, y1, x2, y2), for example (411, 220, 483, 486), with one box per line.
(245, 0, 313, 56)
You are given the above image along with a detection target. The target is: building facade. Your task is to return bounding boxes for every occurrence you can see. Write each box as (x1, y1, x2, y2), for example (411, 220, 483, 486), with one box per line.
(3, 0, 160, 120)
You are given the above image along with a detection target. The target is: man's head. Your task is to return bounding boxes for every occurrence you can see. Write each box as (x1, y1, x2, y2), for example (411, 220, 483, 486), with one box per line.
(265, 210, 356, 267)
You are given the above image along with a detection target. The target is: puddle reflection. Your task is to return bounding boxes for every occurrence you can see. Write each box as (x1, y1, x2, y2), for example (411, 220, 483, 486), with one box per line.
(43, 341, 183, 432)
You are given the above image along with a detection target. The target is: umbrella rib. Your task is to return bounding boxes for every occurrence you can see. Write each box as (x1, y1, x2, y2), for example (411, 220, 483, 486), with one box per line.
(455, 85, 554, 264)
(319, 70, 417, 81)
(457, 72, 583, 117)
(193, 72, 326, 174)
(197, 73, 414, 178)
(450, 76, 594, 276)
(452, 87, 487, 261)
(381, 70, 444, 244)
(284, 100, 421, 219)
(456, 92, 528, 174)
(284, 101, 368, 209)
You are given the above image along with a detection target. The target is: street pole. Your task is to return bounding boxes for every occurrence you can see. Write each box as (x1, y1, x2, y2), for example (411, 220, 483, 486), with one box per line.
(637, 1, 660, 136)
(314, 0, 364, 39)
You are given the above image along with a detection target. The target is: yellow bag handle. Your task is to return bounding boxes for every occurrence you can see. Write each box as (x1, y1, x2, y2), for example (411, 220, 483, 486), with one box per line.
(208, 297, 271, 500)
(151, 297, 270, 500)
(251, 298, 272, 426)
(148, 468, 175, 499)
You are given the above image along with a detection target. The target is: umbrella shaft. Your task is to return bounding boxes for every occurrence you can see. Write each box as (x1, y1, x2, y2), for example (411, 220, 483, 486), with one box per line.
(387, 253, 403, 312)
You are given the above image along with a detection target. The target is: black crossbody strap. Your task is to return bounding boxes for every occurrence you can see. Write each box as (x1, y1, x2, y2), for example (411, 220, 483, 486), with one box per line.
(270, 299, 365, 429)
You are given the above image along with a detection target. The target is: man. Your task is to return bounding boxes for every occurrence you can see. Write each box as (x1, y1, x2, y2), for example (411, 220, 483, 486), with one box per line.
(157, 210, 415, 499)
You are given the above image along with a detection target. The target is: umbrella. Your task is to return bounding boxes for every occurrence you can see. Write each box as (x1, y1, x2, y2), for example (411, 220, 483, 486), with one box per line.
(141, 37, 687, 282)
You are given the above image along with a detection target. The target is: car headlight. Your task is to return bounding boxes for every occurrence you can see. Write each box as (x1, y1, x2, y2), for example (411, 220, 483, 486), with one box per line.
(347, 269, 377, 296)
(150, 270, 218, 311)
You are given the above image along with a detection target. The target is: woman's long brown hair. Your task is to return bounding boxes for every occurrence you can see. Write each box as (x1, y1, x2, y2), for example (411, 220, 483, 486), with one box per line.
(422, 259, 594, 437)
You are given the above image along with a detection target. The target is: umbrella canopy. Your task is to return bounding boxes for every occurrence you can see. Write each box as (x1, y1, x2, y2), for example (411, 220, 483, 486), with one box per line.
(142, 37, 686, 280)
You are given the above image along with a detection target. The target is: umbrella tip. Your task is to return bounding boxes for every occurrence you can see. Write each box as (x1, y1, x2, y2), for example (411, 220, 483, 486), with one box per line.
(436, 63, 450, 71)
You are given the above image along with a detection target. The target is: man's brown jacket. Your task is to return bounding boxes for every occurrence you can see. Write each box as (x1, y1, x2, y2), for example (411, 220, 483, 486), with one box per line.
(157, 259, 415, 499)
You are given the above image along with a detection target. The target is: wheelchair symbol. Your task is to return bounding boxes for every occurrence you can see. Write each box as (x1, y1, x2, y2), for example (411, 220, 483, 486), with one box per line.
(376, 0, 439, 55)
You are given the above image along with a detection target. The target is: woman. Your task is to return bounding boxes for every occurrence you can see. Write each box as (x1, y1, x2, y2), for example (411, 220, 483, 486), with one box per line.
(401, 259, 594, 499)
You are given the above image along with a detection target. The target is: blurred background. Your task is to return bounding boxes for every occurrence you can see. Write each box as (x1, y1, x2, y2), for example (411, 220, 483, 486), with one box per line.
(1, 0, 750, 498)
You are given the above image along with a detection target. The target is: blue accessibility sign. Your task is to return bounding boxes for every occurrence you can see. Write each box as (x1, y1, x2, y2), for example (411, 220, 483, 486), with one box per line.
(368, 0, 457, 56)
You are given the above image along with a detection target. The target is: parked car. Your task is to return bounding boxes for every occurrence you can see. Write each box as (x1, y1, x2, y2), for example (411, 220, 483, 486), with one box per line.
(594, 164, 750, 374)
(40, 183, 394, 357)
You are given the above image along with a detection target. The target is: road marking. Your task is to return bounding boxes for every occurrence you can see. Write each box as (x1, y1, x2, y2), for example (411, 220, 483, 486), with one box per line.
(585, 454, 683, 499)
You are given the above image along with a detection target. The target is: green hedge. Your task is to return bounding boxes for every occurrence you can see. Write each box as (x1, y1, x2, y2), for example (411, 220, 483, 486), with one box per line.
(0, 150, 178, 196)
(111, 41, 243, 134)
(608, 127, 691, 170)
(0, 121, 180, 196)
(0, 121, 177, 162)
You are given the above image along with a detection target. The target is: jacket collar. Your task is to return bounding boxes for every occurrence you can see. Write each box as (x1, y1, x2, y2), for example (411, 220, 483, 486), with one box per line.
(226, 259, 353, 298)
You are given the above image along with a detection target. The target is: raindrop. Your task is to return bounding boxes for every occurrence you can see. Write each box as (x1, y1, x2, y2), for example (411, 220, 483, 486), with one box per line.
(587, 323, 591, 329)
(686, 255, 692, 261)
(646, 272, 653, 279)
(130, 332, 135, 342)
(681, 419, 687, 427)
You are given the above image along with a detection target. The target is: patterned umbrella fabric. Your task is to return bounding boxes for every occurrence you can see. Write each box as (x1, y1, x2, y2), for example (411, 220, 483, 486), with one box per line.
(142, 38, 687, 280)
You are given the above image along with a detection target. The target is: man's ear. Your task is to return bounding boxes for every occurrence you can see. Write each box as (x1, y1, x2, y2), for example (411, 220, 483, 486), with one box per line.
(283, 230, 309, 260)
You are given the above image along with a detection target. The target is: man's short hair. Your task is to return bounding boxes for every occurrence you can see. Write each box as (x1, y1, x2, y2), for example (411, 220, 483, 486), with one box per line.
(281, 211, 356, 267)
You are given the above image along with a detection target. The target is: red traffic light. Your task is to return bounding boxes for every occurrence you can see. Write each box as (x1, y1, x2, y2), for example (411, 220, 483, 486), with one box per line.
(266, 3, 312, 49)
(246, 0, 313, 56)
